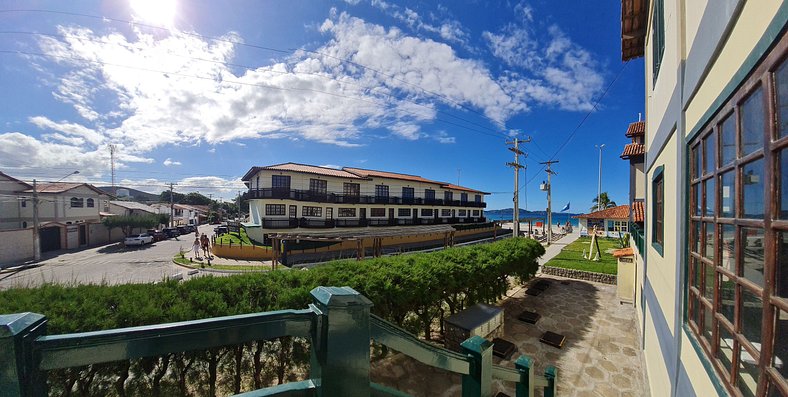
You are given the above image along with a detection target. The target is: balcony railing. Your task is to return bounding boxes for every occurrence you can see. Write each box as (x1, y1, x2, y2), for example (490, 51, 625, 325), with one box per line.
(248, 188, 487, 208)
(630, 222, 645, 255)
(2, 287, 556, 397)
(261, 217, 488, 229)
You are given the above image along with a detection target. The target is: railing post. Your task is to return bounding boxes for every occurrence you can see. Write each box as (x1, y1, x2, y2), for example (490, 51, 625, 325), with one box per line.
(310, 286, 373, 397)
(543, 365, 558, 397)
(514, 355, 534, 397)
(0, 313, 47, 397)
(460, 335, 493, 397)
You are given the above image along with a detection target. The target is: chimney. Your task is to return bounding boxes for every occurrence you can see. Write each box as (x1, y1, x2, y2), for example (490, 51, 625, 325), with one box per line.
(638, 112, 642, 122)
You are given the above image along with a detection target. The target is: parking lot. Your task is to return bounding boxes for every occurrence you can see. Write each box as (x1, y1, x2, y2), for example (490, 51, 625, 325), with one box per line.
(0, 224, 216, 290)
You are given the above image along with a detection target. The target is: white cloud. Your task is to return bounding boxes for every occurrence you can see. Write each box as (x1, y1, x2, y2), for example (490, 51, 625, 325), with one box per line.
(163, 158, 181, 166)
(29, 116, 104, 145)
(319, 164, 342, 169)
(116, 175, 246, 198)
(432, 131, 456, 144)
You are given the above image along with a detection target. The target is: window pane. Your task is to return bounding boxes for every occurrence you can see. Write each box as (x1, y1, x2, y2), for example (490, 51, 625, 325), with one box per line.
(705, 222, 715, 261)
(721, 224, 736, 273)
(691, 258, 701, 289)
(704, 264, 715, 300)
(740, 87, 765, 157)
(693, 145, 701, 179)
(738, 344, 760, 397)
(704, 131, 716, 174)
(693, 184, 701, 216)
(777, 58, 788, 139)
(693, 293, 702, 328)
(692, 221, 701, 254)
(720, 274, 735, 325)
(779, 232, 788, 299)
(741, 228, 765, 288)
(704, 178, 716, 216)
(717, 325, 734, 380)
(773, 307, 788, 381)
(721, 115, 736, 165)
(720, 171, 735, 218)
(703, 301, 714, 343)
(781, 149, 788, 219)
(743, 159, 765, 218)
(741, 287, 763, 346)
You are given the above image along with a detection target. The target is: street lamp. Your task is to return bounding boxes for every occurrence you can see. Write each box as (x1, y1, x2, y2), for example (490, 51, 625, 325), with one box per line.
(595, 144, 605, 212)
(55, 170, 80, 183)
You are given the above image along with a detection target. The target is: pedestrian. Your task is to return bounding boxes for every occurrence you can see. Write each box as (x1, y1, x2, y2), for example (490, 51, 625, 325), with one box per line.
(192, 237, 201, 260)
(201, 233, 210, 258)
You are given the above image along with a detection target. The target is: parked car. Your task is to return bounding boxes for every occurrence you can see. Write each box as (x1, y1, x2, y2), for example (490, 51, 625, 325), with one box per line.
(125, 233, 153, 246)
(147, 229, 165, 242)
(185, 224, 196, 233)
(214, 226, 228, 235)
(176, 226, 190, 235)
(162, 227, 180, 238)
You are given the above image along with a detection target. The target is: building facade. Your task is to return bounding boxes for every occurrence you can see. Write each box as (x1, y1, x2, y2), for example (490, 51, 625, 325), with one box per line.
(576, 205, 631, 238)
(241, 163, 488, 243)
(622, 0, 787, 396)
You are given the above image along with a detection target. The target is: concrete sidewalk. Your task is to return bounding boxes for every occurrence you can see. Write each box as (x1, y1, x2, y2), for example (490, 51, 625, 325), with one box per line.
(536, 228, 581, 269)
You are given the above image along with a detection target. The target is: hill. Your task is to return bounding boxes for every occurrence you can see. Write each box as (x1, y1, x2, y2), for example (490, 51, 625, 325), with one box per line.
(98, 186, 160, 202)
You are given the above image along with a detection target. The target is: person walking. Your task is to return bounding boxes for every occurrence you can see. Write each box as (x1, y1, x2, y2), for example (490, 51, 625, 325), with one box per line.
(192, 237, 201, 260)
(200, 233, 210, 258)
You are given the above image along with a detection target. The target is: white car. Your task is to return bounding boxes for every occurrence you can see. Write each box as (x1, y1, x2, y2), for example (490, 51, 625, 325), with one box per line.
(124, 233, 154, 246)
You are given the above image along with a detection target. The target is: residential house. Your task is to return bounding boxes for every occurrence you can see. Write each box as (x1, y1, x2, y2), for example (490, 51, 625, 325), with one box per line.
(241, 163, 488, 244)
(575, 205, 630, 238)
(0, 171, 33, 230)
(150, 203, 207, 226)
(108, 200, 157, 217)
(620, 0, 786, 395)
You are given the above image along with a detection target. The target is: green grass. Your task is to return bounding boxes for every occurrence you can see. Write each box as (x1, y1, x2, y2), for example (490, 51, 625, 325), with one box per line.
(214, 229, 268, 247)
(173, 254, 271, 272)
(543, 236, 622, 275)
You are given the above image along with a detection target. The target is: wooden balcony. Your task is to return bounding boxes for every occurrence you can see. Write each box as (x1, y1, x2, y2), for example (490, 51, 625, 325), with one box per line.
(248, 188, 487, 208)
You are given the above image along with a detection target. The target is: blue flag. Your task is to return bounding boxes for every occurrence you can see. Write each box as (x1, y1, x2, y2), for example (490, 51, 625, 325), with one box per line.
(561, 202, 570, 212)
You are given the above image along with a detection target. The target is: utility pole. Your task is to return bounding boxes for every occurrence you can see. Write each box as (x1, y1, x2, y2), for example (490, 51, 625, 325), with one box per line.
(32, 179, 40, 261)
(237, 190, 241, 221)
(540, 160, 559, 245)
(168, 183, 176, 227)
(506, 136, 531, 237)
(595, 144, 605, 211)
(109, 144, 117, 196)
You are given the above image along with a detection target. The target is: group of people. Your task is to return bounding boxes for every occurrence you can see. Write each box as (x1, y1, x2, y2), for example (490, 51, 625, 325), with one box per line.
(192, 231, 212, 260)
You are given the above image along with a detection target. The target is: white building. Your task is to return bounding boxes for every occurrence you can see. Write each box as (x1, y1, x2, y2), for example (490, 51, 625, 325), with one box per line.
(241, 163, 488, 243)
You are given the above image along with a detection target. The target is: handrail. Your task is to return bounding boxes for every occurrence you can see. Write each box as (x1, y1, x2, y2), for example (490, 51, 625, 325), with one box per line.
(35, 308, 316, 370)
(369, 314, 470, 375)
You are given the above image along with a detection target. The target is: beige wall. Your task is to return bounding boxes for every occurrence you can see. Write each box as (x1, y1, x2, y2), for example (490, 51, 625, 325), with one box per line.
(634, 162, 645, 199)
(0, 228, 35, 266)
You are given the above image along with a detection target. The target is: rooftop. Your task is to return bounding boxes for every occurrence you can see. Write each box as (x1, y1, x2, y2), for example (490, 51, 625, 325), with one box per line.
(621, 142, 645, 159)
(625, 120, 645, 137)
(574, 205, 630, 220)
(621, 0, 647, 61)
(631, 201, 644, 223)
(109, 200, 157, 213)
(22, 182, 107, 195)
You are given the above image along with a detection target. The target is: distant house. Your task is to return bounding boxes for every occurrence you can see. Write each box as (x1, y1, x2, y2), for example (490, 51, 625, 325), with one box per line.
(150, 203, 207, 226)
(574, 205, 630, 238)
(108, 200, 157, 217)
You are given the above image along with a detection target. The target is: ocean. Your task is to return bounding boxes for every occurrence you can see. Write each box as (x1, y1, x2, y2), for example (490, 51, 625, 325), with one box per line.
(485, 212, 580, 227)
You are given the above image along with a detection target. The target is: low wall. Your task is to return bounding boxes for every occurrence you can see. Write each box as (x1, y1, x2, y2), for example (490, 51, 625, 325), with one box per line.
(541, 266, 617, 285)
(212, 244, 273, 260)
(0, 228, 35, 267)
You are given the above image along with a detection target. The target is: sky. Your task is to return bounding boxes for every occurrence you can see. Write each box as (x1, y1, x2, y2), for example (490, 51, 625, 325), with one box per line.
(0, 0, 644, 211)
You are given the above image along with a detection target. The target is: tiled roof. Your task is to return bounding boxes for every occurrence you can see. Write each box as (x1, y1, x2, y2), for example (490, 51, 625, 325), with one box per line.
(243, 163, 365, 181)
(625, 121, 645, 137)
(343, 167, 439, 184)
(575, 205, 630, 220)
(621, 143, 645, 159)
(440, 183, 488, 195)
(621, 0, 647, 61)
(23, 182, 108, 195)
(632, 201, 644, 223)
(0, 171, 32, 188)
(613, 247, 634, 257)
(110, 200, 156, 213)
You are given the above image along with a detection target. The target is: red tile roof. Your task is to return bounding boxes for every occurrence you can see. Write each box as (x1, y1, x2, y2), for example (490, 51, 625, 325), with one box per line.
(343, 167, 439, 184)
(613, 247, 634, 257)
(23, 182, 107, 195)
(632, 201, 644, 223)
(621, 142, 645, 159)
(575, 205, 630, 220)
(625, 121, 645, 137)
(621, 0, 647, 61)
(243, 163, 365, 181)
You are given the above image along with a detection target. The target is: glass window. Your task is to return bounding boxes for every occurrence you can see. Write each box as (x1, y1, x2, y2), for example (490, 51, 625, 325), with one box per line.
(653, 171, 664, 247)
(397, 208, 411, 217)
(21, 200, 26, 207)
(651, 0, 665, 84)
(424, 189, 435, 200)
(265, 204, 286, 216)
(441, 209, 452, 217)
(338, 208, 356, 217)
(402, 187, 414, 199)
(375, 185, 389, 198)
(742, 159, 765, 219)
(692, 184, 701, 216)
(289, 205, 297, 218)
(704, 131, 716, 174)
(302, 206, 322, 217)
(420, 208, 433, 217)
(692, 145, 701, 180)
(444, 191, 453, 202)
(692, 221, 701, 254)
(720, 171, 735, 218)
(475, 194, 481, 203)
(472, 210, 480, 216)
(741, 228, 765, 288)
(738, 344, 760, 397)
(70, 197, 83, 208)
(309, 179, 327, 195)
(717, 325, 734, 380)
(704, 178, 716, 216)
(460, 193, 468, 202)
(691, 258, 701, 290)
(776, 58, 788, 139)
(779, 232, 788, 299)
(370, 208, 385, 217)
(772, 307, 788, 380)
(705, 222, 715, 261)
(720, 273, 735, 325)
(740, 87, 765, 157)
(721, 225, 736, 273)
(272, 175, 290, 189)
(704, 264, 715, 300)
(458, 209, 467, 217)
(86, 198, 94, 208)
(781, 149, 788, 219)
(703, 300, 714, 343)
(720, 115, 736, 165)
(741, 287, 763, 346)
(343, 183, 360, 197)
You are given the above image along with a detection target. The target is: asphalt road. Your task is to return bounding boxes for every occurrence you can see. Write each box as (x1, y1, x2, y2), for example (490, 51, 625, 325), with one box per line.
(0, 224, 215, 290)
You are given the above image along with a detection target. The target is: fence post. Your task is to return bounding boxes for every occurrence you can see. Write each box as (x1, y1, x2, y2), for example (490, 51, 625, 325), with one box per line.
(460, 335, 493, 397)
(310, 286, 373, 397)
(543, 365, 558, 397)
(0, 313, 47, 397)
(514, 355, 534, 397)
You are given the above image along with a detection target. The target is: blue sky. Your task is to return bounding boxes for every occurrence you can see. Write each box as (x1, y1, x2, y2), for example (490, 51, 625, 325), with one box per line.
(0, 0, 644, 211)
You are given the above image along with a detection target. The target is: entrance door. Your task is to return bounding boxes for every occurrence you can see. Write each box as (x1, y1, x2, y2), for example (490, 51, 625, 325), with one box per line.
(289, 205, 297, 218)
(326, 208, 333, 219)
(360, 208, 366, 220)
(388, 208, 395, 224)
(40, 227, 61, 252)
(78, 225, 87, 246)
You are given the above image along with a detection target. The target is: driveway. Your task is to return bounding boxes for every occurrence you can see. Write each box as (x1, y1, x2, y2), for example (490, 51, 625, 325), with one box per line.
(0, 224, 215, 290)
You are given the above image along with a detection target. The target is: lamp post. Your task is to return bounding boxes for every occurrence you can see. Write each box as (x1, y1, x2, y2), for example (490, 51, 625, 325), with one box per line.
(595, 144, 605, 212)
(33, 170, 79, 261)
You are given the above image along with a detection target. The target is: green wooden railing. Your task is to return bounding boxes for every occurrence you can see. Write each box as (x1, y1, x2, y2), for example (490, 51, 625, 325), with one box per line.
(629, 222, 645, 255)
(1, 286, 557, 397)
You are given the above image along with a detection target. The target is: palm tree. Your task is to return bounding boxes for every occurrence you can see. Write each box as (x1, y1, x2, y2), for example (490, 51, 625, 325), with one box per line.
(590, 192, 617, 212)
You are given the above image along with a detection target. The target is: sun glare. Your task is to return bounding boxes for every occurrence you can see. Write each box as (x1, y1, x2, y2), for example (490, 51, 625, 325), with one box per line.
(130, 0, 177, 28)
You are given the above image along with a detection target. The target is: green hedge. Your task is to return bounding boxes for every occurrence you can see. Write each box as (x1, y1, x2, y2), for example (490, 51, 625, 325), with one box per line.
(0, 237, 544, 396)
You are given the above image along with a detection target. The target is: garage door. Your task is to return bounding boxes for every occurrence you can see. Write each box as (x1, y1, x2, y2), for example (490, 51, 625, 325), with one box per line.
(40, 227, 61, 252)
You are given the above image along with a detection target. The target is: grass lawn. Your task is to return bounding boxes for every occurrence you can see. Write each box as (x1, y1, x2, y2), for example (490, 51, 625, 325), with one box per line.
(173, 254, 271, 272)
(543, 236, 623, 275)
(215, 229, 268, 247)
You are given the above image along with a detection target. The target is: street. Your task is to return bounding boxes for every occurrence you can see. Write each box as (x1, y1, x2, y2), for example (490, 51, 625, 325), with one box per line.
(0, 224, 215, 290)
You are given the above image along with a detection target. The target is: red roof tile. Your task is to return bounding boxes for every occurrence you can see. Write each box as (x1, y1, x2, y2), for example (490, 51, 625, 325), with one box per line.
(621, 0, 647, 61)
(625, 121, 645, 137)
(621, 142, 645, 159)
(575, 205, 630, 220)
(23, 182, 107, 195)
(613, 247, 634, 257)
(632, 201, 644, 223)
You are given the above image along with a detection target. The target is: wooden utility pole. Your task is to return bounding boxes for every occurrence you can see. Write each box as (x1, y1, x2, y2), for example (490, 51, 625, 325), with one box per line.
(540, 160, 559, 245)
(32, 179, 40, 261)
(168, 183, 176, 227)
(506, 137, 530, 237)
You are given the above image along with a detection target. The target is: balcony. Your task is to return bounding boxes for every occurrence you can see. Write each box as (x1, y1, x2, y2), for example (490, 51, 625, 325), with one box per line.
(248, 188, 487, 208)
(261, 217, 488, 229)
(629, 222, 645, 254)
(2, 287, 557, 397)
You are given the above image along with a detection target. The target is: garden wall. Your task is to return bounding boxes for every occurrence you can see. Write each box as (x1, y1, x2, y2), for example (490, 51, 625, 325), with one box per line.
(541, 265, 617, 284)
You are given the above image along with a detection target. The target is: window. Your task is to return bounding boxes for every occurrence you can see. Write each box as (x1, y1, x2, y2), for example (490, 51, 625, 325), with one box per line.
(265, 204, 286, 216)
(70, 197, 83, 208)
(370, 208, 386, 217)
(375, 185, 389, 198)
(402, 187, 414, 199)
(289, 205, 297, 218)
(397, 208, 411, 217)
(472, 210, 480, 217)
(652, 167, 664, 251)
(425, 189, 435, 200)
(444, 191, 453, 202)
(326, 207, 333, 219)
(441, 209, 452, 217)
(338, 208, 356, 217)
(21, 200, 26, 208)
(475, 194, 481, 203)
(309, 179, 327, 195)
(420, 208, 433, 217)
(607, 220, 628, 232)
(86, 198, 94, 208)
(458, 209, 467, 217)
(21, 221, 27, 228)
(460, 193, 468, 203)
(272, 175, 291, 189)
(343, 183, 360, 197)
(686, 42, 788, 397)
(651, 0, 665, 84)
(302, 206, 322, 217)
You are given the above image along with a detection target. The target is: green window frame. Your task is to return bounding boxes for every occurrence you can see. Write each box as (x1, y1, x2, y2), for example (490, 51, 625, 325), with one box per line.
(651, 0, 665, 85)
(652, 165, 664, 256)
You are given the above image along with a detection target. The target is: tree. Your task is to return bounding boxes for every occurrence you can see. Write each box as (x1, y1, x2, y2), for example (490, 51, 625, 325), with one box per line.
(102, 214, 163, 236)
(183, 192, 212, 205)
(590, 192, 617, 212)
(159, 191, 185, 203)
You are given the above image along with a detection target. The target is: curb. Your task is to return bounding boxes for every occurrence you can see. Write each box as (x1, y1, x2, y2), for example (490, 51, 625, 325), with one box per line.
(170, 259, 270, 274)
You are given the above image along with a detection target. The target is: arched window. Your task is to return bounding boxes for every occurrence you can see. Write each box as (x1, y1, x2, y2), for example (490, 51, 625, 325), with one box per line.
(70, 197, 84, 208)
(86, 198, 95, 208)
(21, 221, 27, 228)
